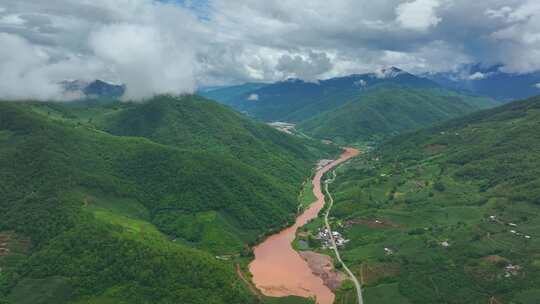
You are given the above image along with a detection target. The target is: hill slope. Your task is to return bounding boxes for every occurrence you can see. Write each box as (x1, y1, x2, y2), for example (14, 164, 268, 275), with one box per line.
(96, 95, 332, 183)
(298, 86, 495, 143)
(309, 96, 540, 303)
(0, 97, 333, 304)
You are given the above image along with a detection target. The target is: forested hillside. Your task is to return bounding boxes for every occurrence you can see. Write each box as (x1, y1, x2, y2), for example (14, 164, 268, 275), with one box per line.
(0, 96, 334, 304)
(298, 86, 495, 144)
(99, 95, 332, 182)
(311, 96, 540, 303)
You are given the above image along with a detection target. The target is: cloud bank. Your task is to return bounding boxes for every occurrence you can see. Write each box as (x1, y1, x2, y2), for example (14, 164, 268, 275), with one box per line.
(396, 0, 443, 31)
(1, 0, 540, 100)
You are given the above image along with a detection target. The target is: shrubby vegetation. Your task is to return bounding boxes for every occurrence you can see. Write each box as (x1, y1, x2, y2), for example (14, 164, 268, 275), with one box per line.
(323, 96, 540, 303)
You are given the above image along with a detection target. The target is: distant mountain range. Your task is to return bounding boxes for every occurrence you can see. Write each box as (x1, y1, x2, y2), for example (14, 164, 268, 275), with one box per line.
(200, 67, 440, 122)
(60, 79, 126, 99)
(200, 67, 499, 143)
(425, 64, 540, 101)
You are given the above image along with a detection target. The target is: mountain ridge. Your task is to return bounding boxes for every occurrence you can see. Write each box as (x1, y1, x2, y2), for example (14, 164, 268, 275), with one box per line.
(200, 67, 441, 122)
(297, 84, 496, 143)
(425, 64, 540, 101)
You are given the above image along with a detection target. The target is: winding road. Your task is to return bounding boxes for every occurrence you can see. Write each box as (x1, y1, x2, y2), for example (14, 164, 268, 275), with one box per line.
(324, 168, 364, 304)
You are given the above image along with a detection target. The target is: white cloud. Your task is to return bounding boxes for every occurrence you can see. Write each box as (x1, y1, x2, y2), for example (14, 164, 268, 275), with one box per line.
(275, 51, 333, 81)
(373, 67, 404, 79)
(506, 1, 540, 22)
(468, 72, 487, 80)
(354, 79, 367, 87)
(396, 0, 442, 31)
(0, 0, 201, 100)
(247, 93, 259, 101)
(1, 0, 540, 100)
(485, 6, 512, 19)
(535, 83, 540, 89)
(488, 1, 540, 73)
(89, 23, 196, 99)
(0, 33, 61, 100)
(0, 14, 26, 26)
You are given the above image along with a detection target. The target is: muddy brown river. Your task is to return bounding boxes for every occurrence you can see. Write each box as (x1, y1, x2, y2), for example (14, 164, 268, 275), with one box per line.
(249, 148, 359, 304)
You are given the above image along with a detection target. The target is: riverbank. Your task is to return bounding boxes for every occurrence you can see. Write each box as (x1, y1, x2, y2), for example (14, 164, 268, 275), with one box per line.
(249, 148, 359, 304)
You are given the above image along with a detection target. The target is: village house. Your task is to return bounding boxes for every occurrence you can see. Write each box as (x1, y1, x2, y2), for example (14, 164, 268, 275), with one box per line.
(316, 228, 349, 249)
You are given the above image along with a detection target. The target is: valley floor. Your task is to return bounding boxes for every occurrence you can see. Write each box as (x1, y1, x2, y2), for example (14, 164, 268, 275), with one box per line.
(249, 148, 359, 304)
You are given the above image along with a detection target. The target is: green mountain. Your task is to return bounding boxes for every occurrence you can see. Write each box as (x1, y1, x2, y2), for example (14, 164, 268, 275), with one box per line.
(0, 96, 334, 304)
(97, 95, 329, 182)
(309, 96, 540, 303)
(298, 86, 496, 144)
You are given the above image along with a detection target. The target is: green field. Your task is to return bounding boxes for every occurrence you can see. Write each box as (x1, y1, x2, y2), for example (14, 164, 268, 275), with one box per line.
(363, 283, 411, 304)
(298, 179, 317, 211)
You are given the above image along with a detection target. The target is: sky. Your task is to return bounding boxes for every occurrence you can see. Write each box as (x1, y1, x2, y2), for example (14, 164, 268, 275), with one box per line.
(1, 0, 539, 100)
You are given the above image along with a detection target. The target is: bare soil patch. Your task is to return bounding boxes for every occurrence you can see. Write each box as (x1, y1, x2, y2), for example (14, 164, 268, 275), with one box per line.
(482, 255, 509, 264)
(0, 232, 13, 257)
(0, 231, 31, 257)
(299, 251, 347, 291)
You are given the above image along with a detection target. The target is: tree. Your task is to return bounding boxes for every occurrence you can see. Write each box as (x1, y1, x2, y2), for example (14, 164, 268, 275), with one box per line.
(434, 180, 446, 192)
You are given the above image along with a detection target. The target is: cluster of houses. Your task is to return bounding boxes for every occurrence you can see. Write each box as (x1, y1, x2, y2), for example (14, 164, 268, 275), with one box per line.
(439, 131, 460, 136)
(0, 235, 10, 257)
(316, 227, 350, 249)
(489, 216, 532, 240)
(268, 122, 296, 135)
(316, 159, 334, 171)
(504, 264, 521, 278)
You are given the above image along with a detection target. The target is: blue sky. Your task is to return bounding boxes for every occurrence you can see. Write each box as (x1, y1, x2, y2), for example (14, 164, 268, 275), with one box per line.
(163, 0, 210, 19)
